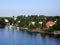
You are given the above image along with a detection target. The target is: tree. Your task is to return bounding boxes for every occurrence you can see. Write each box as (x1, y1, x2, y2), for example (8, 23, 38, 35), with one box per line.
(0, 18, 6, 27)
(53, 19, 60, 31)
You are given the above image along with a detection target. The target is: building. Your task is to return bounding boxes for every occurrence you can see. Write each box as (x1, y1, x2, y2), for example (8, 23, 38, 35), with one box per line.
(46, 21, 55, 28)
(5, 19, 10, 26)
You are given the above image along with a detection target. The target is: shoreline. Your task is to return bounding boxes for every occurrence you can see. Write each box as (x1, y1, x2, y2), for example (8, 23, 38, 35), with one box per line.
(19, 27, 60, 36)
(1, 25, 60, 36)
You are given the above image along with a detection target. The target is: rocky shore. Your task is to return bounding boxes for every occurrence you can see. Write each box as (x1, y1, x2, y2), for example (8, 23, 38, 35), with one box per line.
(19, 27, 60, 36)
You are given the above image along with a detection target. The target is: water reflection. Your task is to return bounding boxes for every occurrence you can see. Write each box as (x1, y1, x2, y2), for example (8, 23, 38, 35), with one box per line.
(0, 28, 60, 45)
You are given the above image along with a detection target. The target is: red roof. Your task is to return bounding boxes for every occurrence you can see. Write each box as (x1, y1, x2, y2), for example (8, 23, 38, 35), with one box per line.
(46, 21, 55, 27)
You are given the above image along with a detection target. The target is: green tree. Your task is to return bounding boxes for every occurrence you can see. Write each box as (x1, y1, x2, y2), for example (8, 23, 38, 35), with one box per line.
(53, 19, 60, 31)
(0, 18, 6, 27)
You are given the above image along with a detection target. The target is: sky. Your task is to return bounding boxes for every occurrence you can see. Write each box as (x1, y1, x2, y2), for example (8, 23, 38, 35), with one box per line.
(0, 0, 60, 17)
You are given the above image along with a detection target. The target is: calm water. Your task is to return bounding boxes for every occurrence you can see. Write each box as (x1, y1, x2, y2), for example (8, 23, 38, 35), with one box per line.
(0, 28, 60, 45)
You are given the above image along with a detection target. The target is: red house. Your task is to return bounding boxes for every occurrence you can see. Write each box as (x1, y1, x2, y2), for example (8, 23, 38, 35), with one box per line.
(46, 21, 55, 28)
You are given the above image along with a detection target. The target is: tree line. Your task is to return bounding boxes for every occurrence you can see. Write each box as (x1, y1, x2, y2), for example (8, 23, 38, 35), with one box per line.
(0, 15, 60, 31)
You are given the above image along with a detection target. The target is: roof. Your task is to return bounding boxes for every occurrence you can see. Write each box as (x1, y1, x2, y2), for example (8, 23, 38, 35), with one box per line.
(46, 21, 55, 27)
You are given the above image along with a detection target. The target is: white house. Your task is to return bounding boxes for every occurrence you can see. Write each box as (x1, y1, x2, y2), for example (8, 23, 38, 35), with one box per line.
(38, 21, 43, 24)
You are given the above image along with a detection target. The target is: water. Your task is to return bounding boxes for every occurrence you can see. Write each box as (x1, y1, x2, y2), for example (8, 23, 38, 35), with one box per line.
(0, 28, 60, 45)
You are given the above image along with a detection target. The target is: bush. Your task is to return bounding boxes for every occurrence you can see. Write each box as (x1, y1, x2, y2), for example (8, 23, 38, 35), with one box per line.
(45, 27, 54, 33)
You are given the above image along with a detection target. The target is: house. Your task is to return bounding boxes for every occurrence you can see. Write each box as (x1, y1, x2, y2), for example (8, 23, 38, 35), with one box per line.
(5, 19, 10, 26)
(29, 21, 35, 25)
(46, 21, 55, 28)
(38, 21, 43, 24)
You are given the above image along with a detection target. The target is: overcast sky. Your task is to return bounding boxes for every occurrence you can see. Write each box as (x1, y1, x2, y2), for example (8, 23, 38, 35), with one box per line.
(0, 0, 60, 17)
